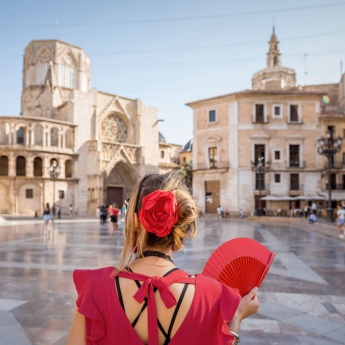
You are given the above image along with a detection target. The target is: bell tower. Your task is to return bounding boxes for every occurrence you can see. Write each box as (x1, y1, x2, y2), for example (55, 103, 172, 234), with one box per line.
(266, 26, 281, 68)
(21, 40, 91, 122)
(252, 28, 296, 90)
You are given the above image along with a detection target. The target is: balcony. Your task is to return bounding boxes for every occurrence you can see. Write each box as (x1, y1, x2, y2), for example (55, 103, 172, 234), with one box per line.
(194, 161, 230, 171)
(323, 162, 345, 170)
(287, 160, 305, 169)
(325, 183, 345, 190)
(254, 183, 269, 191)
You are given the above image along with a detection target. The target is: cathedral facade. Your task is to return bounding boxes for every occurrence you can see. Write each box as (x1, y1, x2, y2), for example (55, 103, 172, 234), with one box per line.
(187, 30, 345, 216)
(0, 40, 161, 216)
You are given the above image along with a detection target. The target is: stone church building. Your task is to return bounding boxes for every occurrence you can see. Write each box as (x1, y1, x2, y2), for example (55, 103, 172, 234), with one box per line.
(187, 29, 345, 216)
(0, 40, 166, 216)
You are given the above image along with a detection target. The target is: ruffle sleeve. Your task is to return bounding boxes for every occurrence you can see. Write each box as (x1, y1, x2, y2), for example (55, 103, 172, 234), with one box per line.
(219, 284, 241, 337)
(73, 269, 105, 343)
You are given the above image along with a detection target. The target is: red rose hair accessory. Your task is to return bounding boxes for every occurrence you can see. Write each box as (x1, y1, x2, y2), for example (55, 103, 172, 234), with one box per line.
(138, 190, 179, 237)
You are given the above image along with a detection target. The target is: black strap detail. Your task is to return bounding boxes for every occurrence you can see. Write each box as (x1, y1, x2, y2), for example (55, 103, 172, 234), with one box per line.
(116, 266, 189, 343)
(115, 276, 125, 312)
(164, 283, 189, 345)
(130, 267, 180, 327)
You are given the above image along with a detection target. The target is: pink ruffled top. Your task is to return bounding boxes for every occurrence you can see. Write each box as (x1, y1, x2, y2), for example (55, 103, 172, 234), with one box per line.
(73, 266, 240, 345)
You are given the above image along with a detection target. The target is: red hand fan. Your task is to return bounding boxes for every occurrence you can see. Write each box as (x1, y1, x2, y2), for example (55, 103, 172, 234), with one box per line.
(202, 238, 275, 296)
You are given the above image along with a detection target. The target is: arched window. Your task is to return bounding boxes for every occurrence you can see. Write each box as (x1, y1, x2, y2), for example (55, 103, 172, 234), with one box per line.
(65, 160, 73, 178)
(65, 128, 74, 148)
(34, 124, 44, 146)
(59, 55, 77, 89)
(51, 127, 59, 147)
(17, 127, 25, 145)
(101, 114, 128, 143)
(33, 157, 43, 177)
(0, 156, 9, 176)
(16, 156, 26, 176)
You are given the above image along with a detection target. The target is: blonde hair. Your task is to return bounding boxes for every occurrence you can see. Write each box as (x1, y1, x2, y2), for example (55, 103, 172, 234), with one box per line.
(115, 171, 199, 272)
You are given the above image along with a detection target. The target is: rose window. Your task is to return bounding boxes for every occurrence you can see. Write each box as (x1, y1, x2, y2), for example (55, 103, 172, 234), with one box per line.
(102, 114, 127, 143)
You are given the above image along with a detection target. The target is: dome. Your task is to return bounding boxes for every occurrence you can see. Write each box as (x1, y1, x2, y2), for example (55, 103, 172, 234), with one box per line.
(159, 132, 166, 143)
(181, 139, 193, 152)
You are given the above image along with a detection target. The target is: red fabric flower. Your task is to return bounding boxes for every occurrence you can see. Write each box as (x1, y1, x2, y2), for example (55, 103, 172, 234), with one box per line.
(138, 190, 179, 237)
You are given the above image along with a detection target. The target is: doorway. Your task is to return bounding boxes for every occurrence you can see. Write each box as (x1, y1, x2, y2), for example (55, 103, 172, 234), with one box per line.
(106, 187, 123, 208)
(205, 180, 220, 213)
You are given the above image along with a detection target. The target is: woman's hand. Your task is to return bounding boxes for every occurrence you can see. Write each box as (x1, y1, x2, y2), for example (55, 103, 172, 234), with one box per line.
(228, 287, 260, 333)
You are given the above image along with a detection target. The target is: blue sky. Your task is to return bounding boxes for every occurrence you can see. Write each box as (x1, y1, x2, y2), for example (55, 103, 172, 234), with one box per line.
(1, 0, 345, 145)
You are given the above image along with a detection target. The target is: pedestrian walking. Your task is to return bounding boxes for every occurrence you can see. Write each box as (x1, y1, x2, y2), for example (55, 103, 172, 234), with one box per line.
(217, 205, 223, 220)
(43, 203, 51, 229)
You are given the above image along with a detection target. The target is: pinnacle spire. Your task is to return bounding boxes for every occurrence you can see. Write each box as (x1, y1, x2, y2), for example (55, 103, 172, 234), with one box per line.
(267, 27, 281, 68)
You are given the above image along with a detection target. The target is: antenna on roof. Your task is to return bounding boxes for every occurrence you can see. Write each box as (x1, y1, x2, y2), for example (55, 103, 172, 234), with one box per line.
(272, 16, 275, 34)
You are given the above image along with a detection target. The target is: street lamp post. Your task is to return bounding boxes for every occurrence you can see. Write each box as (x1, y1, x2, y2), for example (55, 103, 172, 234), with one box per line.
(317, 129, 343, 222)
(251, 156, 269, 216)
(49, 159, 60, 218)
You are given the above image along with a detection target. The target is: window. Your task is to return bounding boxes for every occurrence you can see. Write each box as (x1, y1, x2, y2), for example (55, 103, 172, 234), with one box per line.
(209, 147, 217, 168)
(51, 127, 59, 147)
(65, 160, 73, 178)
(59, 55, 77, 89)
(0, 156, 8, 176)
(274, 150, 280, 160)
(254, 144, 265, 162)
(272, 105, 282, 118)
(161, 151, 165, 159)
(16, 156, 26, 176)
(209, 110, 216, 123)
(33, 157, 43, 177)
(290, 174, 299, 190)
(343, 129, 345, 138)
(26, 189, 33, 198)
(255, 104, 265, 123)
(255, 173, 265, 190)
(102, 114, 128, 143)
(17, 127, 25, 144)
(289, 145, 300, 167)
(274, 174, 281, 183)
(343, 153, 345, 167)
(59, 190, 65, 199)
(289, 105, 299, 122)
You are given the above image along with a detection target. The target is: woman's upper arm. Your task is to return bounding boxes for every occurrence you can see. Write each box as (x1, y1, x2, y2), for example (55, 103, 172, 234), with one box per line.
(66, 307, 86, 345)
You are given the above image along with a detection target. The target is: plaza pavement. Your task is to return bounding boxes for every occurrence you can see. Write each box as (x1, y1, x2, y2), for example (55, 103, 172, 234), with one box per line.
(0, 214, 344, 345)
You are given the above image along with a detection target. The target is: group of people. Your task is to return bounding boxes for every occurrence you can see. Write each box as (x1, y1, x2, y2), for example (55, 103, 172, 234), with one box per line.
(96, 199, 130, 231)
(67, 172, 260, 345)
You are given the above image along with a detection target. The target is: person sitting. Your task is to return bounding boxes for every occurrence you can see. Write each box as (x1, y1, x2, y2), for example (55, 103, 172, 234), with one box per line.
(67, 172, 260, 345)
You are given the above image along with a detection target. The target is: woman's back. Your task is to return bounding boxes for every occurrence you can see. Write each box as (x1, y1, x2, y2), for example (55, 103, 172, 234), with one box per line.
(74, 264, 240, 345)
(117, 259, 195, 344)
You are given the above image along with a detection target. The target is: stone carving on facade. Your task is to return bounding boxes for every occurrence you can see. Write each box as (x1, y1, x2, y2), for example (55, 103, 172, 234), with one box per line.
(101, 142, 140, 175)
(87, 141, 97, 152)
(101, 114, 128, 143)
(105, 171, 122, 185)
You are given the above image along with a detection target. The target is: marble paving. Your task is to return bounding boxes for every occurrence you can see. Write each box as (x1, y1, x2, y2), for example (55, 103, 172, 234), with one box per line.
(0, 216, 344, 344)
